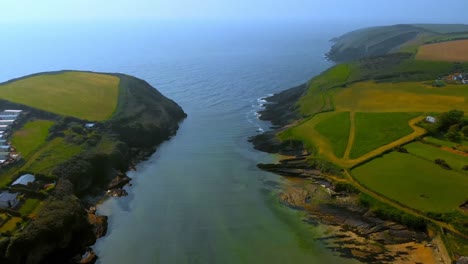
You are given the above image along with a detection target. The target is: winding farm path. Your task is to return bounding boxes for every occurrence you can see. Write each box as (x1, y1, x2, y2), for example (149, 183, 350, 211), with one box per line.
(344, 116, 427, 167)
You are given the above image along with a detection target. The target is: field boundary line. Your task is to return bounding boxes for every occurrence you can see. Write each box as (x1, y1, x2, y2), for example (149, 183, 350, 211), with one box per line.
(343, 111, 355, 159)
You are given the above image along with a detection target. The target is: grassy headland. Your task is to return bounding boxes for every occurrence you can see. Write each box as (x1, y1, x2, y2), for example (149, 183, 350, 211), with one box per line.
(256, 23, 468, 261)
(0, 71, 186, 263)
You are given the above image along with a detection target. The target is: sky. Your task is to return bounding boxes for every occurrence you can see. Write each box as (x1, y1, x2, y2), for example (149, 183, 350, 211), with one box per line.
(1, 0, 468, 24)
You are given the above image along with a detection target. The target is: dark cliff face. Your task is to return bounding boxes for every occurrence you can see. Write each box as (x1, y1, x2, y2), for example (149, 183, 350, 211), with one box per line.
(257, 83, 306, 127)
(250, 83, 306, 154)
(0, 72, 186, 264)
(107, 74, 187, 148)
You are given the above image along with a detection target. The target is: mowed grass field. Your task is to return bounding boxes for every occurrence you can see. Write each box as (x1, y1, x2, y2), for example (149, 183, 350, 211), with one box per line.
(11, 120, 55, 158)
(0, 72, 120, 121)
(352, 151, 468, 213)
(279, 111, 350, 161)
(333, 81, 468, 113)
(416, 40, 468, 62)
(350, 112, 419, 158)
(405, 141, 468, 172)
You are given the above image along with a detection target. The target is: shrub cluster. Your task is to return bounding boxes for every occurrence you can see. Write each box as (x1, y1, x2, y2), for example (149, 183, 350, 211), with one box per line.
(359, 194, 427, 230)
(434, 158, 452, 170)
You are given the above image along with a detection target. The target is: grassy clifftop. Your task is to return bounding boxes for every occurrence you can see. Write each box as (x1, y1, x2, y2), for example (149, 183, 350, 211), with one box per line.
(0, 72, 120, 121)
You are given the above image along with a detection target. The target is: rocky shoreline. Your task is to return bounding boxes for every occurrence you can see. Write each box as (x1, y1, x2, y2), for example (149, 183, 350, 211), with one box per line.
(250, 87, 443, 263)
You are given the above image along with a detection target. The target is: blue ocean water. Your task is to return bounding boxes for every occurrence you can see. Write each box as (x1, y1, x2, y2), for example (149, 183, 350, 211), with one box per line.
(0, 21, 361, 263)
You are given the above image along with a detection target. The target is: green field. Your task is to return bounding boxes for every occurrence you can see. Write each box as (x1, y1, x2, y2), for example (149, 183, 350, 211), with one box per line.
(0, 72, 120, 121)
(350, 112, 418, 159)
(353, 151, 468, 213)
(279, 112, 350, 163)
(314, 112, 350, 158)
(24, 137, 83, 175)
(11, 120, 55, 158)
(405, 142, 468, 172)
(298, 64, 351, 116)
(423, 136, 459, 148)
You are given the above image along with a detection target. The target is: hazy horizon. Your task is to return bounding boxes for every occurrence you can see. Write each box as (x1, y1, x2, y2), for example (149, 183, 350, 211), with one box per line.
(1, 0, 468, 25)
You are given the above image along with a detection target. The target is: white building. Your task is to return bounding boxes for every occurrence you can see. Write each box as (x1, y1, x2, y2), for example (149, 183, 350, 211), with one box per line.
(426, 116, 437, 124)
(0, 192, 19, 209)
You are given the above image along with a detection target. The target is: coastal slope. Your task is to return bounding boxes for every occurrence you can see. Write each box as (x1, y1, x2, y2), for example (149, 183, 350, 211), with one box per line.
(0, 71, 186, 264)
(254, 24, 468, 263)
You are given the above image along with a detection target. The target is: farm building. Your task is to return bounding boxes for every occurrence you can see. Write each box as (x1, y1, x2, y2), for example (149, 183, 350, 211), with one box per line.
(0, 120, 15, 124)
(0, 151, 10, 160)
(0, 115, 17, 120)
(426, 116, 437, 123)
(11, 174, 35, 187)
(0, 112, 19, 117)
(0, 192, 19, 209)
(0, 145, 10, 151)
(0, 125, 10, 131)
(3, 110, 22, 113)
(85, 123, 96, 129)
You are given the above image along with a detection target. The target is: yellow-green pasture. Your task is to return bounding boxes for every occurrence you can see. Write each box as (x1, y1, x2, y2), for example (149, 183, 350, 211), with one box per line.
(279, 112, 351, 162)
(333, 81, 468, 113)
(0, 72, 120, 121)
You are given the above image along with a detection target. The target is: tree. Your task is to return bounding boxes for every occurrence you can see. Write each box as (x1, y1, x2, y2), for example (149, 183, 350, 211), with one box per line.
(445, 131, 461, 142)
(449, 124, 460, 132)
(437, 109, 464, 132)
(462, 125, 468, 137)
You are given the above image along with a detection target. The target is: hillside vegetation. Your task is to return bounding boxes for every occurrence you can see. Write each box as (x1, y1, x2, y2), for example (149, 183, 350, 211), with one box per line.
(327, 24, 468, 62)
(0, 72, 120, 121)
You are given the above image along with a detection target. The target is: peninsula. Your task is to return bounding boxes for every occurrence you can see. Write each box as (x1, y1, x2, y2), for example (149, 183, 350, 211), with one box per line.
(252, 24, 468, 263)
(0, 71, 186, 263)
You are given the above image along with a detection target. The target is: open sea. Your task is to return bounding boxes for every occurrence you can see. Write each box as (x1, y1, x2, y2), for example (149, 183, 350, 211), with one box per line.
(0, 21, 363, 263)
